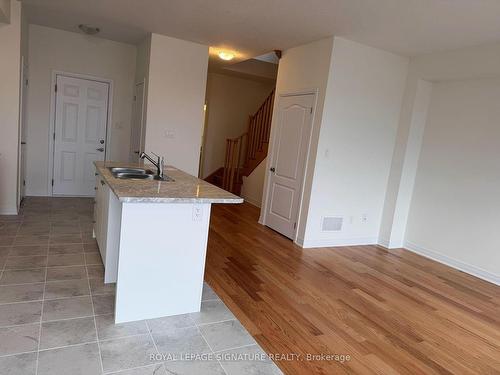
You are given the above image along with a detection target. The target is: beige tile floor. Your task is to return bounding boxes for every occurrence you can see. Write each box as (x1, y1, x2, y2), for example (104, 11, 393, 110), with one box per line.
(0, 197, 282, 375)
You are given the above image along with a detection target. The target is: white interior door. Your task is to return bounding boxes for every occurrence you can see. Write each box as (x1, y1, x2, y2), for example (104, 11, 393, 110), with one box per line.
(129, 82, 145, 162)
(265, 94, 314, 239)
(53, 75, 109, 196)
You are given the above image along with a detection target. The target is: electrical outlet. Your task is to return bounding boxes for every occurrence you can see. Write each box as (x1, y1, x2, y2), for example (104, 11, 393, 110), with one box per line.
(164, 129, 175, 139)
(192, 205, 203, 222)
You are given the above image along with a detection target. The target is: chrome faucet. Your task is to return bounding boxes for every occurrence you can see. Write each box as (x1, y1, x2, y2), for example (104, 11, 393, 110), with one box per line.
(139, 151, 164, 179)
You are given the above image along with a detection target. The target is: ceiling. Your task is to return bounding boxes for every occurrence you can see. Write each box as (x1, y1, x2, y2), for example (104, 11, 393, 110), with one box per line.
(23, 0, 500, 61)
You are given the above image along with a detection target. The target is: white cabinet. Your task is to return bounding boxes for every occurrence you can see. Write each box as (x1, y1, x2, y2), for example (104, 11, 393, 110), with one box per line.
(94, 170, 121, 283)
(94, 173, 109, 262)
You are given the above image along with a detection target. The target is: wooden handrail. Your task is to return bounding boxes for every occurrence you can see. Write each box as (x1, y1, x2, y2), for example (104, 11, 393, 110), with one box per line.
(222, 89, 275, 194)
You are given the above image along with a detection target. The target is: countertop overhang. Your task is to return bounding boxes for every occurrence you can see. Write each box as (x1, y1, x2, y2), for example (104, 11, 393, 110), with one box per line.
(94, 161, 243, 204)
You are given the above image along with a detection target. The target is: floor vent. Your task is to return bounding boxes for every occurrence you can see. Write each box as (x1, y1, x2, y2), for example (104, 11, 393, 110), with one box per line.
(322, 216, 343, 232)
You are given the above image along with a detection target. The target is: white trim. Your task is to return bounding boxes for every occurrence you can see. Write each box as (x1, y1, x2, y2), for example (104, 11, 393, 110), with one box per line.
(47, 70, 114, 196)
(0, 207, 19, 215)
(404, 240, 500, 286)
(17, 56, 25, 211)
(241, 195, 262, 208)
(378, 237, 390, 248)
(297, 236, 379, 248)
(260, 89, 319, 243)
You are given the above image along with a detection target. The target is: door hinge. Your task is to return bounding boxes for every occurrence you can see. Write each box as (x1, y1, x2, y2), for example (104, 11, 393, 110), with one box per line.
(23, 180, 25, 186)
(54, 84, 58, 92)
(133, 95, 137, 101)
(51, 179, 54, 186)
(53, 132, 55, 140)
(25, 79, 29, 87)
(293, 222, 297, 230)
(310, 107, 313, 114)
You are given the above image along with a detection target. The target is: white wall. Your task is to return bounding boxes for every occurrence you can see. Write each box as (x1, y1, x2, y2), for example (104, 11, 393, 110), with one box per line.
(380, 43, 500, 284)
(300, 38, 409, 247)
(241, 157, 267, 207)
(132, 35, 151, 158)
(0, 0, 21, 214)
(379, 79, 432, 248)
(25, 25, 137, 196)
(144, 33, 208, 176)
(260, 37, 335, 241)
(0, 0, 9, 23)
(406, 79, 500, 281)
(135, 36, 151, 85)
(202, 72, 274, 178)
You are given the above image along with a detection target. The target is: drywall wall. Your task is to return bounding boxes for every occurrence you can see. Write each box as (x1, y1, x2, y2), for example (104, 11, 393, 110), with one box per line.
(135, 36, 151, 85)
(379, 79, 432, 248)
(0, 0, 9, 23)
(0, 0, 21, 214)
(405, 78, 500, 282)
(301, 37, 409, 247)
(25, 24, 136, 196)
(131, 35, 151, 160)
(260, 37, 334, 241)
(380, 42, 500, 284)
(202, 72, 274, 178)
(144, 33, 208, 176)
(241, 157, 267, 207)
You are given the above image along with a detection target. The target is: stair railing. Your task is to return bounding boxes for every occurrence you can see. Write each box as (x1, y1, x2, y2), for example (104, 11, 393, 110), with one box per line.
(222, 134, 246, 192)
(246, 89, 275, 161)
(222, 89, 275, 193)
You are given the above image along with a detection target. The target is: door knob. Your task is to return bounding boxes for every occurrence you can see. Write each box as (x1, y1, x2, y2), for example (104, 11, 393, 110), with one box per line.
(96, 147, 105, 152)
(99, 139, 105, 144)
(270, 167, 275, 173)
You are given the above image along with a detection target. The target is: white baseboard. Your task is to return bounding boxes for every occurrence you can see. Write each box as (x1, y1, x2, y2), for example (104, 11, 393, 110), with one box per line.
(298, 236, 379, 249)
(0, 206, 18, 215)
(241, 195, 261, 208)
(404, 241, 500, 286)
(378, 237, 390, 248)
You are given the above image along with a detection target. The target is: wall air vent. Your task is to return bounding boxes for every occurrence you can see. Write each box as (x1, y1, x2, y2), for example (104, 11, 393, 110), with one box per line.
(322, 216, 343, 232)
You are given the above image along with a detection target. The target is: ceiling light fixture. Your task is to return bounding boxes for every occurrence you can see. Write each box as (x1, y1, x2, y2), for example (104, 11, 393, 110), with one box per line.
(218, 51, 235, 61)
(78, 24, 100, 35)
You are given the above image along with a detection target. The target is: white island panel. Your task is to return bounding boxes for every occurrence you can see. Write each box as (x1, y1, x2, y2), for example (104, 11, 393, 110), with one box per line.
(114, 202, 211, 323)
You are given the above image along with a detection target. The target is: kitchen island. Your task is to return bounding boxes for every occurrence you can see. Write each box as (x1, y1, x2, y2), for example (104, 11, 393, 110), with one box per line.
(93, 161, 242, 323)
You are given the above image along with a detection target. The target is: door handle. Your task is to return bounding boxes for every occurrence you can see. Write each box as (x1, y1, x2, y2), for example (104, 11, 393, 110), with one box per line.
(270, 167, 276, 173)
(96, 147, 105, 152)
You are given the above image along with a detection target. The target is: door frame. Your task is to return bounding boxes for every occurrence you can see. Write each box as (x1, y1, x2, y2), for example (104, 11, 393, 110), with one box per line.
(47, 70, 113, 196)
(17, 56, 28, 209)
(260, 89, 317, 243)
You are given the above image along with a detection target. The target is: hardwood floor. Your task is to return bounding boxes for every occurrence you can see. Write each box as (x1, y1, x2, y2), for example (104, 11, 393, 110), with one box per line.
(205, 203, 500, 375)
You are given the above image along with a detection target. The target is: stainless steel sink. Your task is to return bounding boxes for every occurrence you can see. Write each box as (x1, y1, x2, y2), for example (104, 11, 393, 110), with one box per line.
(108, 167, 174, 182)
(114, 172, 154, 180)
(108, 167, 153, 175)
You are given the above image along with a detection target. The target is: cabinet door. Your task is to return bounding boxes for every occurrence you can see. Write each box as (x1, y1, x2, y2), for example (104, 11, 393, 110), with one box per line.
(94, 175, 101, 242)
(98, 181, 109, 263)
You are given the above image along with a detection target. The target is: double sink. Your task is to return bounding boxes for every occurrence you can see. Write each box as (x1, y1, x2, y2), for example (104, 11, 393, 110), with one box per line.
(108, 167, 174, 182)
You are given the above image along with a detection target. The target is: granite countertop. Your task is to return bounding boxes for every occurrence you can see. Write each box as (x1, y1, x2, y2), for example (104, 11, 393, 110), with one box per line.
(94, 161, 243, 204)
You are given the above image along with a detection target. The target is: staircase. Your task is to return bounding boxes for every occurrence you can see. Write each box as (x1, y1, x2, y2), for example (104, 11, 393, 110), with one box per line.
(206, 89, 275, 195)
